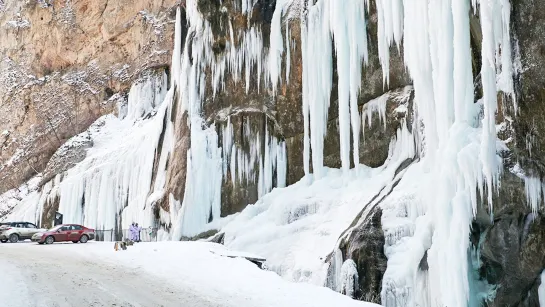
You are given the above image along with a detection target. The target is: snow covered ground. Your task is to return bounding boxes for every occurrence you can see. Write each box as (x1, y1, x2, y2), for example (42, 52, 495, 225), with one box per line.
(0, 241, 378, 307)
(0, 243, 217, 307)
(219, 112, 416, 289)
(222, 158, 413, 287)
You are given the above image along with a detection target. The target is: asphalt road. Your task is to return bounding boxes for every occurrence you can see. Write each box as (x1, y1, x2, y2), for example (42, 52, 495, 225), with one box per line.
(0, 242, 218, 307)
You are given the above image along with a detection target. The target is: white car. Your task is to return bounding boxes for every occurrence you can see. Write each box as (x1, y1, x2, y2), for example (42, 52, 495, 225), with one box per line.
(0, 222, 48, 243)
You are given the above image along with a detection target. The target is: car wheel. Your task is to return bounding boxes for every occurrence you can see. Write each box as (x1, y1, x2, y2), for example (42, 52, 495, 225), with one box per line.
(0, 239, 7, 243)
(45, 236, 55, 245)
(9, 234, 19, 243)
(80, 235, 89, 243)
(72, 241, 79, 243)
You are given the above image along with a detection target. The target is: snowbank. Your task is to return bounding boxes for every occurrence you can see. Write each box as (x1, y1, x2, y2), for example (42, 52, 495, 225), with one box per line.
(221, 151, 413, 288)
(65, 241, 378, 307)
(0, 252, 31, 306)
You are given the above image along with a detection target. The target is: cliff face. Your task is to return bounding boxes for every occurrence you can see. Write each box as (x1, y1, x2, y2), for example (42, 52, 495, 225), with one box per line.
(0, 0, 177, 194)
(469, 1, 545, 305)
(2, 0, 545, 306)
(185, 0, 412, 218)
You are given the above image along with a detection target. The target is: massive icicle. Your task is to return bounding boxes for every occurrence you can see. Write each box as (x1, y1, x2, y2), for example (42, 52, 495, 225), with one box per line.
(301, 0, 332, 180)
(376, 0, 515, 305)
(298, 0, 369, 179)
(375, 0, 403, 86)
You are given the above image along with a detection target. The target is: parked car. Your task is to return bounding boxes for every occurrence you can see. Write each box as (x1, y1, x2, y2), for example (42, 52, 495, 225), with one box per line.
(0, 222, 48, 243)
(32, 224, 95, 244)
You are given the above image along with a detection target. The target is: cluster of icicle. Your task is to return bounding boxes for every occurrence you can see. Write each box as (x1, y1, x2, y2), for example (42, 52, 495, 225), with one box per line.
(266, 0, 515, 306)
(18, 2, 288, 238)
(7, 0, 527, 304)
(170, 2, 288, 239)
(35, 72, 173, 232)
(328, 249, 360, 299)
(221, 117, 287, 198)
(38, 3, 288, 238)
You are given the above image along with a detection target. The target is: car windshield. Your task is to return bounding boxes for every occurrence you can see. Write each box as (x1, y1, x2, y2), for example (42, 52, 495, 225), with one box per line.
(48, 225, 62, 232)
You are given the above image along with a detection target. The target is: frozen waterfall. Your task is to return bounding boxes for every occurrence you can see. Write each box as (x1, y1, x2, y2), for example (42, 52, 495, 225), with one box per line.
(2, 0, 532, 306)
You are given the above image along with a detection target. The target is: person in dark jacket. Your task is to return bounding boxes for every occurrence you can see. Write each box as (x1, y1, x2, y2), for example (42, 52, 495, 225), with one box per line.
(134, 223, 142, 242)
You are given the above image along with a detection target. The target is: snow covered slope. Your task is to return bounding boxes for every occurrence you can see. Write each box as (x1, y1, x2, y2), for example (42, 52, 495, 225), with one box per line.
(221, 118, 415, 286)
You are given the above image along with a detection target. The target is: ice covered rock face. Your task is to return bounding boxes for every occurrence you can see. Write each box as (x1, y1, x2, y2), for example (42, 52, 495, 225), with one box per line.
(0, 0, 177, 194)
(3, 0, 545, 306)
(465, 1, 545, 305)
(167, 0, 412, 217)
(470, 171, 545, 306)
(511, 0, 545, 177)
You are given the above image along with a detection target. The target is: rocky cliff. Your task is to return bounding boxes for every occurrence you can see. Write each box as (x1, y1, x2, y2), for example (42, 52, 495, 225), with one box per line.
(0, 0, 177, 194)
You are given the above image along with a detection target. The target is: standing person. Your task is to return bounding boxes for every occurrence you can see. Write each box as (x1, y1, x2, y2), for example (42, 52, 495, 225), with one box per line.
(129, 223, 136, 242)
(135, 223, 142, 242)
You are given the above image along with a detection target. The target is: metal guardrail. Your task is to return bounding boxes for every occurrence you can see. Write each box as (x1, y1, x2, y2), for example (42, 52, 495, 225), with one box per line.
(94, 228, 158, 242)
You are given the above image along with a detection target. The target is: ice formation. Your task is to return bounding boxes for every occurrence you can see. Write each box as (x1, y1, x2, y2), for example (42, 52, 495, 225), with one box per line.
(377, 0, 513, 305)
(525, 176, 545, 214)
(223, 0, 517, 306)
(361, 92, 388, 141)
(222, 116, 416, 287)
(220, 118, 286, 197)
(171, 2, 287, 238)
(3, 71, 171, 231)
(2, 0, 533, 306)
(2, 2, 289, 238)
(340, 259, 359, 299)
(299, 0, 369, 179)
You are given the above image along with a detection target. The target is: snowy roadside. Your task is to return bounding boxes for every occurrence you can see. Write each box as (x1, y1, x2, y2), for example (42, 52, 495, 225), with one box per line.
(0, 254, 32, 306)
(54, 241, 378, 307)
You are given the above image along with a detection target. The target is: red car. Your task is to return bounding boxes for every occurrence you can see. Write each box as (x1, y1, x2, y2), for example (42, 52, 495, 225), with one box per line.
(31, 224, 95, 245)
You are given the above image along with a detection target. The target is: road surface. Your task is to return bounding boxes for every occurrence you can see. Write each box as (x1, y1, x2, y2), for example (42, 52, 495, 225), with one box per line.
(0, 242, 218, 307)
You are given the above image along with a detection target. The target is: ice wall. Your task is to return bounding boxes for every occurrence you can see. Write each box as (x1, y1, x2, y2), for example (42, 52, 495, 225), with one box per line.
(51, 72, 170, 230)
(222, 113, 417, 290)
(264, 0, 516, 305)
(372, 0, 514, 306)
(170, 4, 287, 239)
(1, 70, 171, 230)
(1, 0, 531, 305)
(2, 4, 288, 239)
